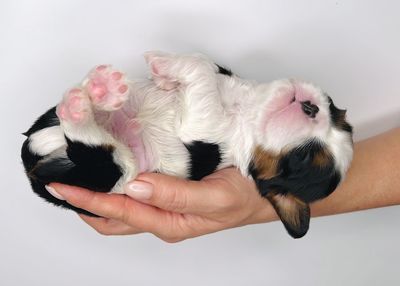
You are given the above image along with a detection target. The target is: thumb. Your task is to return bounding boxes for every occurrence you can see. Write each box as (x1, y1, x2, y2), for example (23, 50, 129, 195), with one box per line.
(124, 173, 213, 214)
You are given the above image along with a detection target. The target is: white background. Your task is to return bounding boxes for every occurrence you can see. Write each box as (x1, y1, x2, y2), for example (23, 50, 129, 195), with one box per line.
(1, 1, 399, 285)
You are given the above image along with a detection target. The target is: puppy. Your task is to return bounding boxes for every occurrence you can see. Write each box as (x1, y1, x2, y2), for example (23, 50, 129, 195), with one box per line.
(21, 52, 353, 238)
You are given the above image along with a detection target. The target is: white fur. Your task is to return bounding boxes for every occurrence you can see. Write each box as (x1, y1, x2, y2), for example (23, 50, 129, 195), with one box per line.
(29, 126, 66, 156)
(27, 51, 353, 193)
(325, 127, 354, 178)
(126, 80, 189, 178)
(144, 51, 353, 180)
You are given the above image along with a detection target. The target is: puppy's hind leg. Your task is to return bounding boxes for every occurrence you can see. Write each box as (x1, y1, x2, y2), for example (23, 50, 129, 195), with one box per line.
(43, 87, 137, 194)
(144, 51, 227, 143)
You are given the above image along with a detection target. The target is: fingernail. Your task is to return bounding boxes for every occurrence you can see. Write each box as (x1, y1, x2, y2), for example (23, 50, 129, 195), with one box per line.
(126, 181, 153, 200)
(45, 185, 65, 200)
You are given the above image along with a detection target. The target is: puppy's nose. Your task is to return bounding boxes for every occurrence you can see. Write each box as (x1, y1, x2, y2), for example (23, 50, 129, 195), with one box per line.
(301, 101, 319, 118)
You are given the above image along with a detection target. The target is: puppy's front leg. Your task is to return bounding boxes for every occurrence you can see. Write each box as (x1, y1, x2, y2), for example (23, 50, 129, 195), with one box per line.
(144, 51, 227, 143)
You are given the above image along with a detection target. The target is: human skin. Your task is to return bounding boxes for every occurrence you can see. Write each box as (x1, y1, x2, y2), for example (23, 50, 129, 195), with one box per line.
(48, 127, 400, 242)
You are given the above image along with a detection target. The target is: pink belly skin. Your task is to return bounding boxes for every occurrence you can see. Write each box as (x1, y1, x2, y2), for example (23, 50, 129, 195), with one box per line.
(104, 107, 152, 173)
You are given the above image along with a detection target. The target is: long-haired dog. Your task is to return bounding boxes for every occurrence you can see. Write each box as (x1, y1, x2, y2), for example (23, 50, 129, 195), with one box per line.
(21, 52, 353, 238)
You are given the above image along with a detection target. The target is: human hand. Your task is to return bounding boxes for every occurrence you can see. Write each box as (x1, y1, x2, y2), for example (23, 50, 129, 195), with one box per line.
(44, 128, 400, 241)
(48, 168, 277, 242)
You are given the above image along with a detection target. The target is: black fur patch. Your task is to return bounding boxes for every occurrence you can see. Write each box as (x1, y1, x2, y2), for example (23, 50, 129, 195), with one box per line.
(21, 138, 96, 216)
(184, 141, 221, 180)
(21, 138, 43, 171)
(22, 132, 123, 216)
(32, 137, 123, 193)
(253, 140, 341, 203)
(23, 106, 59, 137)
(216, 64, 233, 76)
(326, 96, 353, 134)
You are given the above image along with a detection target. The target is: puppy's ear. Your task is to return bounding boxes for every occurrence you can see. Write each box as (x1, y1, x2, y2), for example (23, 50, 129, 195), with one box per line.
(326, 95, 353, 134)
(266, 192, 310, 239)
(250, 142, 340, 239)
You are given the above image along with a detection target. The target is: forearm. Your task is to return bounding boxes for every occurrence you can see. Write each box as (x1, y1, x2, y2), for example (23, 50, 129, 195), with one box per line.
(311, 127, 400, 217)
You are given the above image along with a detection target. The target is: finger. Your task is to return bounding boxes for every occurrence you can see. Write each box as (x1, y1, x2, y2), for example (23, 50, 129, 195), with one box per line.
(48, 183, 174, 234)
(124, 172, 231, 215)
(78, 214, 142, 235)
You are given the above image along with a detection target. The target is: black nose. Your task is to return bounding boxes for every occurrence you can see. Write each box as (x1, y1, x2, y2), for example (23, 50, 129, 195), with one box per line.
(301, 101, 319, 118)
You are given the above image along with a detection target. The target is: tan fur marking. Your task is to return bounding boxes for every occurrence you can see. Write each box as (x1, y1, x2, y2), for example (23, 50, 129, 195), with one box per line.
(312, 147, 332, 167)
(267, 193, 305, 227)
(266, 192, 310, 236)
(253, 146, 281, 179)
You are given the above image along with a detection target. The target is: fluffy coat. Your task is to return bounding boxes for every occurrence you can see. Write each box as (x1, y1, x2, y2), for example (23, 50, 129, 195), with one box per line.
(21, 52, 353, 238)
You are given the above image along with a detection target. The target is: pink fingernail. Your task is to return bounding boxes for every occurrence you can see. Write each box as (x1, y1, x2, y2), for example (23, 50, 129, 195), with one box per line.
(45, 185, 65, 200)
(126, 181, 153, 200)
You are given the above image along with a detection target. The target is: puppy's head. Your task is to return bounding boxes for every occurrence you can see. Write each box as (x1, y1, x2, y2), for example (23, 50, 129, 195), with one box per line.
(251, 79, 353, 238)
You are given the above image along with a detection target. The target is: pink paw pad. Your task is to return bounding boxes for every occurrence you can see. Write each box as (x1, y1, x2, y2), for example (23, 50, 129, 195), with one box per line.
(86, 65, 129, 111)
(57, 88, 91, 124)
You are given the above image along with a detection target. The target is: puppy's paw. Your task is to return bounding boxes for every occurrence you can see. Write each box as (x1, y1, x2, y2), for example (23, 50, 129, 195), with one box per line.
(144, 51, 180, 91)
(85, 65, 129, 111)
(56, 88, 92, 124)
(144, 51, 218, 91)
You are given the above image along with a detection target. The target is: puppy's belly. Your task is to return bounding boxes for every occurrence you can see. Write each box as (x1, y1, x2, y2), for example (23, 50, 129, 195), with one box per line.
(99, 82, 191, 178)
(93, 79, 227, 180)
(104, 108, 150, 173)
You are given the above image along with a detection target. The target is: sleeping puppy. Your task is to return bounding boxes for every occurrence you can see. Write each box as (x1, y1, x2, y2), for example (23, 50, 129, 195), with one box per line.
(21, 52, 353, 238)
